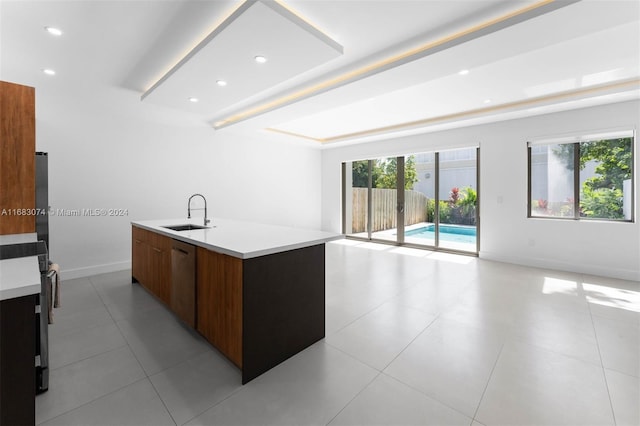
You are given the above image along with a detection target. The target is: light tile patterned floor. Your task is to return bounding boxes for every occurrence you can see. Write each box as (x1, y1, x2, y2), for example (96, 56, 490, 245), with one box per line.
(37, 241, 640, 425)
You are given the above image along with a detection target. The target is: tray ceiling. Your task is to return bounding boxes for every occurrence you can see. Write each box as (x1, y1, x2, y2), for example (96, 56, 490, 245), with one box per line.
(141, 0, 343, 117)
(2, 0, 638, 147)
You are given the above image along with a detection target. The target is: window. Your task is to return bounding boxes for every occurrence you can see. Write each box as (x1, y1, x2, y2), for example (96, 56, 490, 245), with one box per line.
(528, 131, 634, 221)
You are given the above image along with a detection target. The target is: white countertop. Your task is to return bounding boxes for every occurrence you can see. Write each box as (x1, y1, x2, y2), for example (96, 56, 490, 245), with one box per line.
(0, 233, 41, 301)
(132, 218, 343, 259)
(0, 232, 38, 245)
(0, 256, 41, 300)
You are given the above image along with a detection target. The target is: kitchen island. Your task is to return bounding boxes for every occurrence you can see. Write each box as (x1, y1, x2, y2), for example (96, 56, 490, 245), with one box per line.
(131, 218, 341, 384)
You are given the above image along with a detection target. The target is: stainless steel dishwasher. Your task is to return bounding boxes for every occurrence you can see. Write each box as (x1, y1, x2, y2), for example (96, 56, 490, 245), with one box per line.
(170, 240, 196, 327)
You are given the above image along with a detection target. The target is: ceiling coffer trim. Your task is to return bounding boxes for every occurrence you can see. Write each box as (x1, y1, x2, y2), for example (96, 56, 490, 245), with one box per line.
(142, 0, 254, 101)
(141, 0, 342, 102)
(267, 0, 343, 54)
(212, 0, 580, 131)
(265, 79, 640, 144)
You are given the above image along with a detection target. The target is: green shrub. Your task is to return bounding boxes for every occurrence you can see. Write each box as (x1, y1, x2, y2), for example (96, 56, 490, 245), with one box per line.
(425, 186, 477, 225)
(439, 201, 452, 223)
(458, 187, 477, 225)
(426, 198, 436, 222)
(580, 186, 623, 219)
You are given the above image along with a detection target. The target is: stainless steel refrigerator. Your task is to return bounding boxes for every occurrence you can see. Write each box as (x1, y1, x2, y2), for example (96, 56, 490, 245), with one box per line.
(36, 152, 48, 250)
(35, 151, 50, 393)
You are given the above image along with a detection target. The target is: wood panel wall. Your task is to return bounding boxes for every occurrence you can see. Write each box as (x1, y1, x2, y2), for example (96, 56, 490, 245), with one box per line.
(0, 81, 35, 235)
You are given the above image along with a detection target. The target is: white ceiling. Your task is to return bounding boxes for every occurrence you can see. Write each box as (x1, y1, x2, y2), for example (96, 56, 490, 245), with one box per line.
(141, 0, 343, 116)
(1, 0, 638, 147)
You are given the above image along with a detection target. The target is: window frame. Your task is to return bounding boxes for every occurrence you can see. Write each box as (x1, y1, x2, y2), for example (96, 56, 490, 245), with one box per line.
(527, 130, 635, 223)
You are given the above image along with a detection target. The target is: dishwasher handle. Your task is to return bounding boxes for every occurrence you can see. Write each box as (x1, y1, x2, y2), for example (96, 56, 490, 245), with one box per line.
(172, 247, 189, 256)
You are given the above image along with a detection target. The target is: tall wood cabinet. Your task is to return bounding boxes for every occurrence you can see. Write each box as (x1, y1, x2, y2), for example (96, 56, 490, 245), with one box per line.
(0, 81, 36, 235)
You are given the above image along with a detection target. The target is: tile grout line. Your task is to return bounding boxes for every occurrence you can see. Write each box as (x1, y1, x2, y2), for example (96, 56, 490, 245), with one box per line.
(470, 341, 505, 424)
(583, 274, 618, 426)
(48, 340, 130, 373)
(378, 311, 440, 371)
(37, 275, 148, 424)
(90, 274, 244, 425)
(88, 275, 144, 369)
(179, 383, 248, 426)
(325, 265, 458, 338)
(48, 278, 130, 371)
(36, 376, 153, 426)
(325, 288, 407, 337)
(323, 367, 381, 426)
(379, 370, 475, 424)
(90, 274, 179, 426)
(326, 312, 475, 423)
(143, 346, 238, 425)
(324, 294, 441, 372)
(323, 340, 381, 372)
(145, 374, 179, 426)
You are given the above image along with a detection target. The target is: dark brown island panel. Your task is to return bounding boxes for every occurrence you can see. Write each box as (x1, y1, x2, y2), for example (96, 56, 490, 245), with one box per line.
(132, 222, 333, 384)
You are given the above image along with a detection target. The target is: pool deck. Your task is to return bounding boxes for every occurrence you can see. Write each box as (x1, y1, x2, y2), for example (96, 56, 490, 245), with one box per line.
(348, 222, 477, 253)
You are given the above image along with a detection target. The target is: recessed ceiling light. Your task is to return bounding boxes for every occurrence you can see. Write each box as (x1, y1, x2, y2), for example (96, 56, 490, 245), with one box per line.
(484, 99, 492, 104)
(43, 69, 56, 76)
(216, 80, 227, 87)
(44, 26, 63, 36)
(188, 97, 199, 103)
(254, 55, 267, 64)
(458, 69, 469, 75)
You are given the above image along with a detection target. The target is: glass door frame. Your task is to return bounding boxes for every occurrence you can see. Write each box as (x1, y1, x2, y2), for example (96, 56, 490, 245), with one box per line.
(342, 147, 480, 255)
(396, 156, 405, 244)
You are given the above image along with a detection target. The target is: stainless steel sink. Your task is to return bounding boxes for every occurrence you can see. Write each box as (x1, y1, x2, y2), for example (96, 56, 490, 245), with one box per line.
(162, 224, 209, 231)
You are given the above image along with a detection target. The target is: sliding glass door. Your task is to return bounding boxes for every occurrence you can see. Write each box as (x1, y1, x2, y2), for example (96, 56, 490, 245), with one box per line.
(344, 160, 370, 239)
(343, 147, 479, 254)
(345, 156, 402, 242)
(437, 148, 478, 252)
(403, 153, 435, 247)
(370, 156, 400, 243)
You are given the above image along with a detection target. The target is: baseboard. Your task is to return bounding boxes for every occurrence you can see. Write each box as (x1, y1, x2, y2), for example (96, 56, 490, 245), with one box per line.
(59, 261, 131, 280)
(479, 251, 640, 282)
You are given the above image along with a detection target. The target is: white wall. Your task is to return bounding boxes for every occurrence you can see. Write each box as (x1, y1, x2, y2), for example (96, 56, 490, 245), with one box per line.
(321, 100, 640, 281)
(35, 84, 322, 279)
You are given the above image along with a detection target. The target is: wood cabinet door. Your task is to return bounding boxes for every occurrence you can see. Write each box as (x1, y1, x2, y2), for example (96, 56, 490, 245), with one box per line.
(0, 81, 35, 235)
(131, 226, 169, 303)
(196, 247, 242, 367)
(150, 232, 171, 305)
(132, 227, 147, 284)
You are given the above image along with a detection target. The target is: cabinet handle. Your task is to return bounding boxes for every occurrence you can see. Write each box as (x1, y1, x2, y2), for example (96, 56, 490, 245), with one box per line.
(173, 248, 189, 255)
(153, 247, 162, 253)
(135, 239, 142, 244)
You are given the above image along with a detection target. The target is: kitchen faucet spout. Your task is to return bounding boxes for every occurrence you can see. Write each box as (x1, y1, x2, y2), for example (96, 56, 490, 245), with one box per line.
(187, 194, 210, 226)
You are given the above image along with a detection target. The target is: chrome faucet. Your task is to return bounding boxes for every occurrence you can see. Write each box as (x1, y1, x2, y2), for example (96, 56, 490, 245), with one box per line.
(187, 194, 210, 226)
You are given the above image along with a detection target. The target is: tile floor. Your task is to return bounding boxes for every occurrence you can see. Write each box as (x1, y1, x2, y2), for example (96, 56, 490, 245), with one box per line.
(37, 240, 639, 425)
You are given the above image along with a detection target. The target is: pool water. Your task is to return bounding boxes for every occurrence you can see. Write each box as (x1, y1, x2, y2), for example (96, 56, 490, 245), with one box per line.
(405, 224, 476, 244)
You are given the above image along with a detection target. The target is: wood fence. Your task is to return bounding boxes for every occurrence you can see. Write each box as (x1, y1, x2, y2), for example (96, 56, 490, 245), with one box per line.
(351, 188, 428, 233)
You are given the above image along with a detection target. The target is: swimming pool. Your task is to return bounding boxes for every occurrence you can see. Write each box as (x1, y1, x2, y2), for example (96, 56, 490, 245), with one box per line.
(405, 224, 476, 244)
